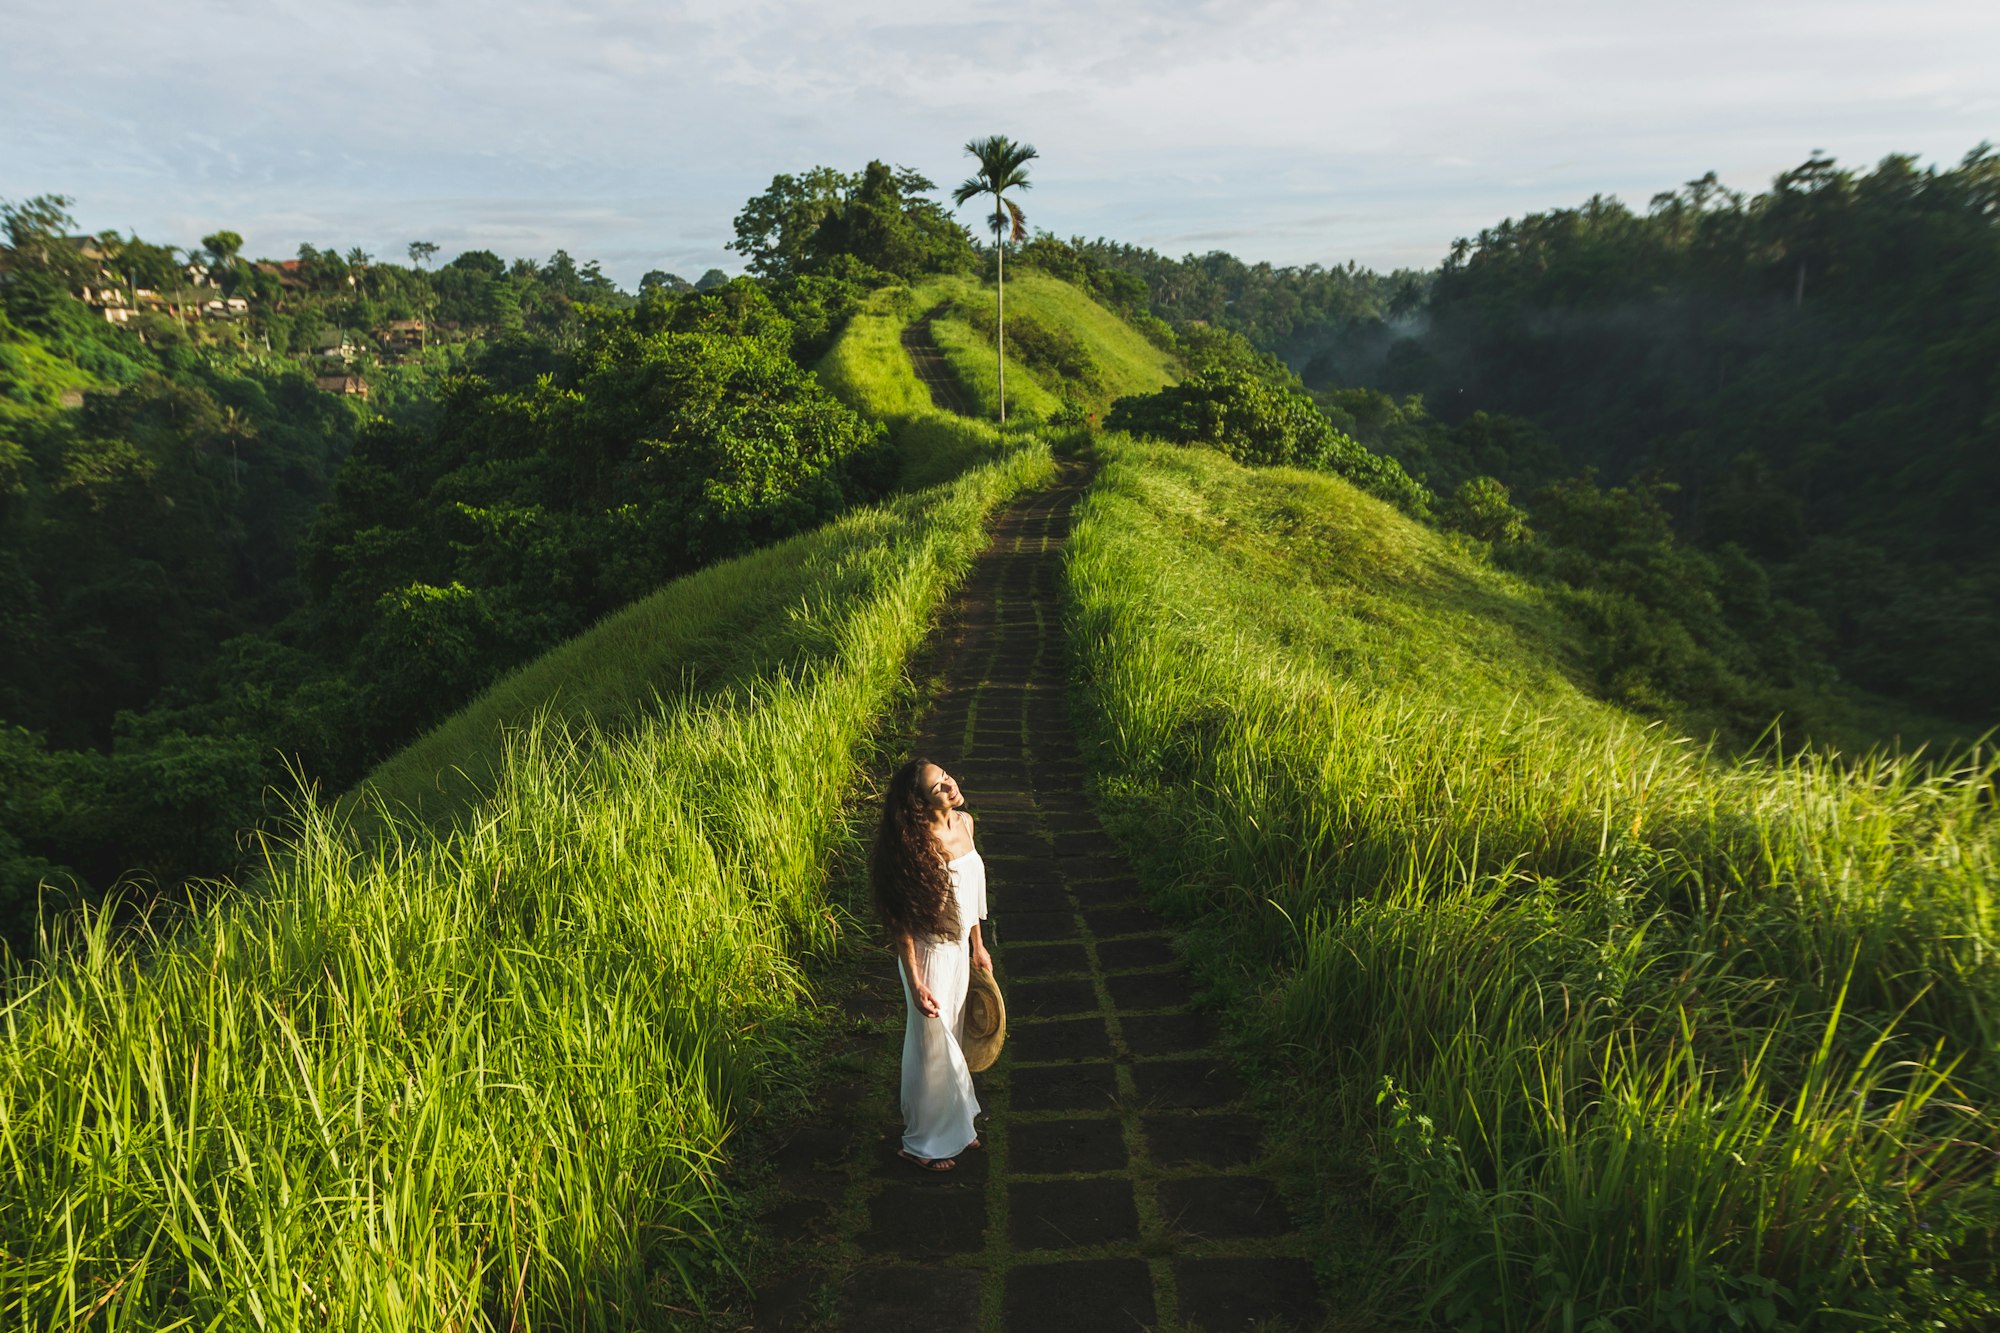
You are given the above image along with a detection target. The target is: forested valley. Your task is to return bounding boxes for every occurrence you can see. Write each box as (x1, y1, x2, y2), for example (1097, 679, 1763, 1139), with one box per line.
(3, 144, 1995, 958)
(0, 164, 970, 950)
(1062, 145, 1999, 742)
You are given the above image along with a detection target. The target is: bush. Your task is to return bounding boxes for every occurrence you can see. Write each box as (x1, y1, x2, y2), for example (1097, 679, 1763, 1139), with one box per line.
(1105, 369, 1431, 513)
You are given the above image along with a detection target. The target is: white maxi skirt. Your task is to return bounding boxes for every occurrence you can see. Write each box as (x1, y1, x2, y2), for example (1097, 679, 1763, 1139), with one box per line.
(897, 850, 987, 1160)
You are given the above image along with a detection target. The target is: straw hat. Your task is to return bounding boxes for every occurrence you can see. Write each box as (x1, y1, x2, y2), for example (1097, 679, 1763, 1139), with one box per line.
(962, 968, 1007, 1072)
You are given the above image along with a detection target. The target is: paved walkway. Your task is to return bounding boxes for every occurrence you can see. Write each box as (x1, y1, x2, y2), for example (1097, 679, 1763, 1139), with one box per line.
(902, 306, 976, 417)
(748, 470, 1322, 1331)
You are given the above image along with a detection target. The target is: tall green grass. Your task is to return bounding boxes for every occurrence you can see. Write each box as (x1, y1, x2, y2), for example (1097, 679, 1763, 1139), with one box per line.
(815, 272, 1178, 443)
(0, 442, 1053, 1329)
(1066, 436, 2000, 1329)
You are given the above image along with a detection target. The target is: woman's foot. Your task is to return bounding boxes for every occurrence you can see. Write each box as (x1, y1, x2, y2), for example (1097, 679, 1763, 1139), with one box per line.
(898, 1148, 956, 1172)
(966, 1137, 982, 1151)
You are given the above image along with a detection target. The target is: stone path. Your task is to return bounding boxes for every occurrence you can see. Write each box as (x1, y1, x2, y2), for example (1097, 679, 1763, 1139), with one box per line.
(747, 470, 1322, 1331)
(902, 306, 975, 417)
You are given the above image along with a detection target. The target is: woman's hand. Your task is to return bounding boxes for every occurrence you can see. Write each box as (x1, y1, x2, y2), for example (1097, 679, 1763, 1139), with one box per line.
(913, 980, 941, 1018)
(971, 940, 993, 973)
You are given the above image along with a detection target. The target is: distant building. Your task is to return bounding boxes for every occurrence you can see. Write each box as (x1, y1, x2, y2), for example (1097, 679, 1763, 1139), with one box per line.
(80, 284, 133, 323)
(254, 259, 308, 291)
(312, 331, 357, 360)
(380, 318, 426, 351)
(314, 374, 369, 398)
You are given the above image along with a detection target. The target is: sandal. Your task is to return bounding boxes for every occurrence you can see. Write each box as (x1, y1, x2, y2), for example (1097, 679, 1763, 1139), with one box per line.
(898, 1149, 956, 1172)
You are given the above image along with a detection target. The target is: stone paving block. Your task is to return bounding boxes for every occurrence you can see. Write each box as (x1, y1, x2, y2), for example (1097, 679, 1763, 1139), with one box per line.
(1011, 1061, 1120, 1112)
(1010, 1177, 1141, 1249)
(1002, 911, 1083, 943)
(1068, 877, 1145, 908)
(1008, 1014, 1112, 1062)
(972, 809, 1045, 833)
(961, 764, 1031, 789)
(1120, 1012, 1220, 1057)
(995, 879, 1072, 914)
(752, 1267, 826, 1331)
(866, 1134, 990, 1184)
(1142, 1113, 1266, 1168)
(1106, 970, 1196, 1011)
(981, 830, 1052, 858)
(757, 1195, 830, 1242)
(1096, 936, 1177, 971)
(1050, 831, 1105, 858)
(767, 1124, 854, 1174)
(1061, 857, 1138, 884)
(861, 1183, 987, 1256)
(842, 1264, 984, 1333)
(1159, 1175, 1292, 1239)
(1130, 1058, 1244, 1109)
(1008, 1116, 1129, 1173)
(971, 790, 1041, 812)
(1173, 1257, 1321, 1331)
(1086, 905, 1166, 939)
(1004, 1258, 1156, 1331)
(1000, 941, 1091, 979)
(1008, 978, 1099, 1017)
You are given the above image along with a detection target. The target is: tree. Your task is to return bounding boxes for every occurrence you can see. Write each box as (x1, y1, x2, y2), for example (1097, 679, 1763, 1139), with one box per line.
(952, 135, 1038, 423)
(729, 167, 856, 278)
(695, 268, 731, 292)
(407, 240, 440, 269)
(201, 230, 244, 271)
(639, 270, 693, 295)
(1, 194, 86, 283)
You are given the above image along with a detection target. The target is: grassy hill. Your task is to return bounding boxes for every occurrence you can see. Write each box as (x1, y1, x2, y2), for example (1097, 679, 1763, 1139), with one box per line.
(1066, 435, 2000, 1328)
(816, 270, 1179, 445)
(10, 254, 1991, 1329)
(0, 295, 1055, 1325)
(350, 268, 1167, 828)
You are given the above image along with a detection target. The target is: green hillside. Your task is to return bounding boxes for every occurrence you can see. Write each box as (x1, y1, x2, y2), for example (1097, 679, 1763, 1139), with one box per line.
(1067, 435, 2000, 1328)
(0, 307, 1055, 1325)
(7, 231, 1994, 1330)
(818, 270, 1179, 434)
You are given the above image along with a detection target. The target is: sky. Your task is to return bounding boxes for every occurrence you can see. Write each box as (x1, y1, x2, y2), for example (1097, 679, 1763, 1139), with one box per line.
(5, 0, 1997, 287)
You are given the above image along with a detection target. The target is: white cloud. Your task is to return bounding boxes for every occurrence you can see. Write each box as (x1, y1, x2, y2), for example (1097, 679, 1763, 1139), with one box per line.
(3, 0, 1995, 282)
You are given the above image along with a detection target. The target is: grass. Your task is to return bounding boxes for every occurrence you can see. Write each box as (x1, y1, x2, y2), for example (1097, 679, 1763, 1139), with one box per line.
(817, 271, 1179, 442)
(1064, 435, 2000, 1330)
(0, 428, 1054, 1328)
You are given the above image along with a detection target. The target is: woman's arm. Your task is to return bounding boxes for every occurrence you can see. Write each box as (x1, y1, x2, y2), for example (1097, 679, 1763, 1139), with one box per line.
(969, 922, 992, 974)
(899, 931, 941, 1017)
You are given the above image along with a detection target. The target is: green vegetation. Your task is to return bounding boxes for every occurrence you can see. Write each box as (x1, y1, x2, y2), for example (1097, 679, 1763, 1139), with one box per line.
(1075, 147, 2000, 733)
(0, 425, 1054, 1327)
(1067, 435, 2000, 1328)
(1105, 367, 1430, 514)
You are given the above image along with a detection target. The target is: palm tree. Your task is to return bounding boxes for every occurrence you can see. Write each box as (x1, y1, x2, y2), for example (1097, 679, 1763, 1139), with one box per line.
(952, 135, 1038, 423)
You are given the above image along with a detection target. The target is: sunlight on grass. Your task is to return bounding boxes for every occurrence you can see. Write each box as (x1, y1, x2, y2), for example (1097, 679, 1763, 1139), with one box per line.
(0, 441, 1053, 1328)
(1067, 435, 2000, 1329)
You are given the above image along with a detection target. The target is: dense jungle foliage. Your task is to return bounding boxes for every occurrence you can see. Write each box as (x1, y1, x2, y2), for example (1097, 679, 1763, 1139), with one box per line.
(1065, 145, 2000, 732)
(0, 166, 970, 949)
(5, 143, 1994, 951)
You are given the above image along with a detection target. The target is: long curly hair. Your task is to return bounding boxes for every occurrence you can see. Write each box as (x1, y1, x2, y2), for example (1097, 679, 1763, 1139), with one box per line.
(870, 758, 958, 942)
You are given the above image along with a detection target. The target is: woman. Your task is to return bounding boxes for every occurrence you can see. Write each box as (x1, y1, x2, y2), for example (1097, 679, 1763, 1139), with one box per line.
(870, 757, 992, 1171)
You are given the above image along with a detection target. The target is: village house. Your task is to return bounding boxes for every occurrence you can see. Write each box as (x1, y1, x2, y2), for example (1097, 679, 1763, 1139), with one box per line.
(379, 318, 425, 352)
(313, 374, 369, 399)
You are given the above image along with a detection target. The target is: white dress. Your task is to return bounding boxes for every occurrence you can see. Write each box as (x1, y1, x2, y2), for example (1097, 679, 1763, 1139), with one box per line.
(897, 849, 988, 1160)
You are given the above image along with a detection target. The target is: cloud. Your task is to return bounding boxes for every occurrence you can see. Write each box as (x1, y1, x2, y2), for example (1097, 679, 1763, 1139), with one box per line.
(3, 0, 1996, 282)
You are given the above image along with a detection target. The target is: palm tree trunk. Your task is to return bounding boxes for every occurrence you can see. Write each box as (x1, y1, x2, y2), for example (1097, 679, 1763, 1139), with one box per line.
(996, 231, 1006, 425)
